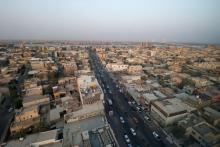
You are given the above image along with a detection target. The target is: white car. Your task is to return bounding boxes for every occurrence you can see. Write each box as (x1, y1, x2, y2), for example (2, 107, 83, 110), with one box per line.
(136, 107, 141, 112)
(124, 134, 130, 143)
(130, 128, 136, 136)
(120, 116, 125, 123)
(152, 131, 161, 140)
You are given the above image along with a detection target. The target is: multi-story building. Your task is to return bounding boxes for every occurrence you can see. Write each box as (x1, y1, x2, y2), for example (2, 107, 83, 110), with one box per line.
(151, 98, 188, 126)
(10, 106, 40, 134)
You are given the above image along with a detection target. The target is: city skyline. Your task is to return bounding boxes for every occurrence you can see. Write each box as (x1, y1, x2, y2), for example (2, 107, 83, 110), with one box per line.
(0, 0, 220, 44)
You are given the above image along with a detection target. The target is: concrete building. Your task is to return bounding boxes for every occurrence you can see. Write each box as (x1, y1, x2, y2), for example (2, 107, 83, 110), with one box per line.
(188, 122, 220, 147)
(203, 107, 220, 128)
(24, 86, 43, 96)
(127, 65, 143, 74)
(63, 115, 118, 147)
(143, 93, 159, 105)
(15, 106, 39, 122)
(77, 75, 103, 105)
(10, 106, 40, 134)
(106, 63, 129, 72)
(151, 98, 188, 126)
(6, 129, 63, 147)
(22, 94, 50, 108)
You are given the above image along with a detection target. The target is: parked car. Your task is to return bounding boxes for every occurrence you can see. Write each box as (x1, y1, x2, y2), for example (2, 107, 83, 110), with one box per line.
(120, 116, 125, 123)
(124, 134, 130, 143)
(144, 116, 151, 121)
(130, 128, 136, 136)
(152, 131, 161, 141)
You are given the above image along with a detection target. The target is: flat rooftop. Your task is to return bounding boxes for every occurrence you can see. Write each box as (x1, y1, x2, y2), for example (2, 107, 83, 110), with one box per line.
(193, 122, 219, 136)
(153, 98, 187, 117)
(64, 100, 104, 122)
(6, 129, 60, 147)
(143, 93, 159, 102)
(23, 94, 49, 103)
(63, 115, 117, 147)
(63, 115, 106, 146)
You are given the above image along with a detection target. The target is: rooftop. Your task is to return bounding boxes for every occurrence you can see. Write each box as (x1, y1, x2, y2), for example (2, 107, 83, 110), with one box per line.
(153, 98, 187, 117)
(64, 100, 104, 122)
(6, 129, 61, 147)
(23, 94, 49, 104)
(193, 122, 220, 136)
(143, 93, 159, 102)
(178, 114, 205, 129)
(63, 115, 117, 147)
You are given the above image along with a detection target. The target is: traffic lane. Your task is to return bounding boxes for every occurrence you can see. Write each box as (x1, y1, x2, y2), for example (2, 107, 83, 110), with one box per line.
(99, 77, 134, 146)
(102, 75, 164, 147)
(91, 52, 164, 146)
(117, 109, 151, 147)
(92, 52, 173, 147)
(105, 106, 128, 147)
(114, 95, 161, 147)
(105, 89, 153, 147)
(106, 98, 140, 147)
(107, 82, 169, 146)
(0, 97, 14, 140)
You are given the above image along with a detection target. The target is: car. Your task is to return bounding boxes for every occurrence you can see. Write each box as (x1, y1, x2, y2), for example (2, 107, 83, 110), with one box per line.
(19, 137, 24, 141)
(109, 90, 112, 94)
(136, 107, 141, 112)
(152, 131, 161, 140)
(124, 134, 130, 143)
(119, 116, 125, 123)
(128, 101, 132, 105)
(130, 128, 136, 136)
(144, 116, 151, 121)
(132, 101, 136, 104)
(108, 99, 113, 105)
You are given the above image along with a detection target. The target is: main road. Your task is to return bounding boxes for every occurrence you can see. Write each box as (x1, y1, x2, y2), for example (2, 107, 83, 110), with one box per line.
(89, 49, 174, 147)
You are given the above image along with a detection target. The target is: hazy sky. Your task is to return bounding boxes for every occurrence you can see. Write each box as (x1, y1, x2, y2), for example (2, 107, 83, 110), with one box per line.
(0, 0, 220, 43)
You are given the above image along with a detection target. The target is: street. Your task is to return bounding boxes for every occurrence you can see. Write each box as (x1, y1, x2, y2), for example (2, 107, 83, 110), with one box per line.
(0, 96, 14, 143)
(89, 49, 174, 147)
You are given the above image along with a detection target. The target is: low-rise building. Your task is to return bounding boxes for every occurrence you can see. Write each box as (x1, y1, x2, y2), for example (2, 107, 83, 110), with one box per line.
(188, 122, 220, 147)
(10, 106, 40, 134)
(23, 94, 49, 108)
(203, 107, 220, 128)
(127, 65, 143, 74)
(24, 86, 43, 96)
(151, 98, 188, 126)
(143, 93, 159, 105)
(6, 129, 63, 147)
(106, 63, 128, 72)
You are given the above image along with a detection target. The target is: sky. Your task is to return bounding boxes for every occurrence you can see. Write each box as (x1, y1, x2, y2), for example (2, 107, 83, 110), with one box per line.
(0, 0, 220, 43)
